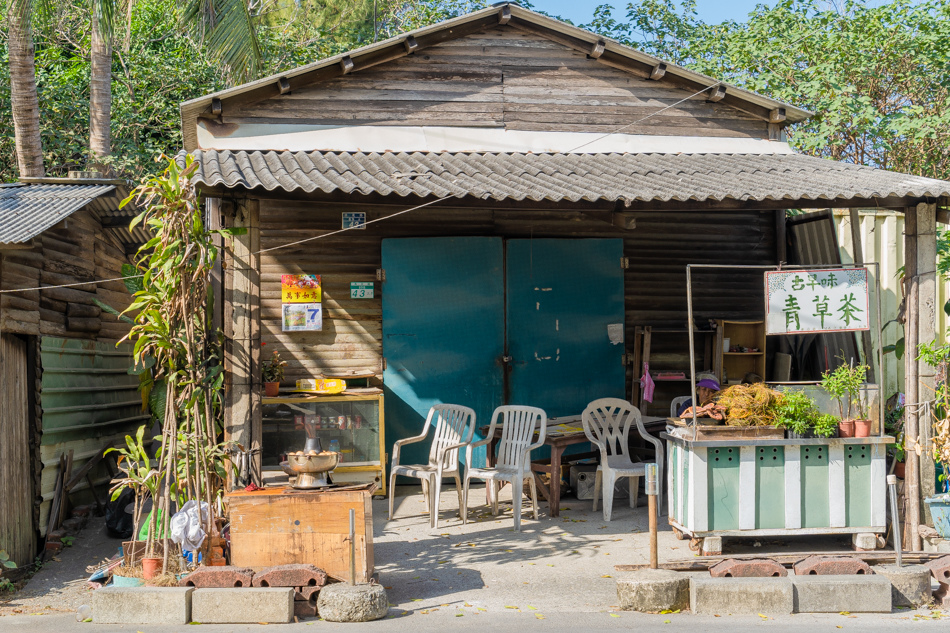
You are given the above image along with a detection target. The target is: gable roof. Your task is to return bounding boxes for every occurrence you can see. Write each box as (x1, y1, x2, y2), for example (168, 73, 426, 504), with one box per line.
(180, 3, 810, 151)
(0, 183, 115, 245)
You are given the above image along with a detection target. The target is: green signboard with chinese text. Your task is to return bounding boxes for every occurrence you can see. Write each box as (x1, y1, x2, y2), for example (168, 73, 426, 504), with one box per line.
(765, 268, 869, 335)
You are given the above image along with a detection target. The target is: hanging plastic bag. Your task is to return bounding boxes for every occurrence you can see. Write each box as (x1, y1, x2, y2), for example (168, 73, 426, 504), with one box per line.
(170, 500, 210, 552)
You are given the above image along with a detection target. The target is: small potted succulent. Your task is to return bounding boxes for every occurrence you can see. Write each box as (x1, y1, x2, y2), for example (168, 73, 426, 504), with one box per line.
(262, 349, 287, 397)
(821, 362, 871, 437)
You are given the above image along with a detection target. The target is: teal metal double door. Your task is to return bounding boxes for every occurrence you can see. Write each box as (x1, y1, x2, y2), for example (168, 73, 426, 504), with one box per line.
(382, 237, 625, 469)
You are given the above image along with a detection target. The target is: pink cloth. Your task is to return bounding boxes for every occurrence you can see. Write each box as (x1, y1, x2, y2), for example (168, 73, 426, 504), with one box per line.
(640, 362, 655, 403)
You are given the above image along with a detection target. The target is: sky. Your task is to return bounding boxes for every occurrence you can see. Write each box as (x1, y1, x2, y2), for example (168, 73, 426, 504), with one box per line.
(529, 0, 771, 26)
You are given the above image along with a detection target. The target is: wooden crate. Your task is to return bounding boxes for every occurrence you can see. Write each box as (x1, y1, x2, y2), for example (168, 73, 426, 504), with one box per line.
(227, 485, 374, 582)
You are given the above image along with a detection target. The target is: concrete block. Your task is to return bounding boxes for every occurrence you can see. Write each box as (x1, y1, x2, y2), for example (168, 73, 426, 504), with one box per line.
(317, 583, 389, 622)
(701, 536, 722, 556)
(792, 575, 892, 613)
(793, 555, 872, 576)
(192, 588, 294, 623)
(253, 564, 327, 589)
(709, 558, 787, 578)
(616, 569, 689, 612)
(852, 532, 880, 551)
(180, 565, 255, 588)
(93, 587, 194, 624)
(873, 564, 932, 607)
(690, 577, 793, 615)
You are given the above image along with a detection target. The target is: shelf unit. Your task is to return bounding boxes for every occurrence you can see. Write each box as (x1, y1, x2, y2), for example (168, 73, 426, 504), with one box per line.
(714, 320, 767, 385)
(261, 391, 386, 495)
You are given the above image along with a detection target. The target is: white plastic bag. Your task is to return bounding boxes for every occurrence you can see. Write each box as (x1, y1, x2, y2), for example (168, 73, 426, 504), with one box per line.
(170, 500, 209, 552)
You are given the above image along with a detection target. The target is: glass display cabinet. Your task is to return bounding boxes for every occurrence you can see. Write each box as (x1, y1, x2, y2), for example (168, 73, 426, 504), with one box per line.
(261, 392, 385, 494)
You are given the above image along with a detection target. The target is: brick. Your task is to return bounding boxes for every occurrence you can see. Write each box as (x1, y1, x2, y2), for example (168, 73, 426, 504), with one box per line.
(617, 569, 689, 612)
(295, 595, 319, 618)
(71, 505, 95, 518)
(191, 588, 294, 623)
(690, 577, 793, 615)
(44, 541, 63, 552)
(791, 575, 892, 613)
(852, 532, 880, 551)
(46, 530, 66, 543)
(252, 564, 327, 589)
(874, 564, 932, 608)
(925, 555, 950, 584)
(93, 587, 194, 624)
(179, 566, 255, 588)
(61, 517, 84, 535)
(709, 558, 787, 578)
(933, 582, 949, 607)
(792, 555, 872, 576)
(295, 586, 321, 601)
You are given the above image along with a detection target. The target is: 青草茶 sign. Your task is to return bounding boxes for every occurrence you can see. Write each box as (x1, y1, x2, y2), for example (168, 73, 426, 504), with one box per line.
(765, 268, 869, 335)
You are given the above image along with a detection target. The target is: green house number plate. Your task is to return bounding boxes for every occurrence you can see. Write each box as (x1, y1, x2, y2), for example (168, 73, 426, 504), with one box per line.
(350, 282, 374, 299)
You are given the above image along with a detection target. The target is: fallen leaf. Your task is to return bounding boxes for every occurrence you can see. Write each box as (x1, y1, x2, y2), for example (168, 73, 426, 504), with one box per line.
(504, 606, 519, 609)
(411, 599, 422, 602)
(609, 613, 620, 618)
(535, 614, 545, 620)
(601, 574, 612, 578)
(456, 613, 464, 617)
(758, 613, 768, 620)
(527, 606, 537, 610)
(664, 619, 671, 624)
(839, 611, 850, 615)
(438, 561, 448, 564)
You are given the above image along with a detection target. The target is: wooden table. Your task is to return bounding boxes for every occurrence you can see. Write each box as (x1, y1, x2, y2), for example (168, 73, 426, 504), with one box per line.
(482, 415, 667, 518)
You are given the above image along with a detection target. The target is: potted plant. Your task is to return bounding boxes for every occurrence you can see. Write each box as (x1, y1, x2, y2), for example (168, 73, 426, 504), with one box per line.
(820, 362, 871, 438)
(775, 390, 839, 439)
(262, 350, 287, 397)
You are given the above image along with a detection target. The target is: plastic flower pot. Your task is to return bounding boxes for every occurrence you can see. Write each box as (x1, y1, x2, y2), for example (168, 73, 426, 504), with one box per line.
(838, 419, 855, 438)
(925, 494, 950, 539)
(894, 461, 906, 479)
(264, 382, 279, 397)
(854, 419, 871, 438)
(141, 557, 163, 580)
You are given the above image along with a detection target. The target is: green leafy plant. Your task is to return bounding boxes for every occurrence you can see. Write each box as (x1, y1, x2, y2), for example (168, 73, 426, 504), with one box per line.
(918, 339, 950, 487)
(106, 425, 161, 561)
(820, 362, 870, 420)
(262, 350, 286, 383)
(774, 390, 819, 435)
(813, 414, 839, 438)
(60, 536, 75, 547)
(0, 549, 18, 592)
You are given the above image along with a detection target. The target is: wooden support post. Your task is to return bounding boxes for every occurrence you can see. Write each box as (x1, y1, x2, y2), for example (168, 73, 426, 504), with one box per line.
(903, 205, 922, 550)
(916, 202, 938, 521)
(223, 199, 261, 487)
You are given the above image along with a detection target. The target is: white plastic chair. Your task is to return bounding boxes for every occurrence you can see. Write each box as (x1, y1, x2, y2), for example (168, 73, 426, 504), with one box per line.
(462, 405, 547, 532)
(670, 396, 691, 418)
(582, 398, 663, 521)
(388, 404, 476, 529)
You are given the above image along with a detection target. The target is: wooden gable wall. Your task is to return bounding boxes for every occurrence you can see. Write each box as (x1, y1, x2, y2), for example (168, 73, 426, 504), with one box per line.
(225, 27, 770, 139)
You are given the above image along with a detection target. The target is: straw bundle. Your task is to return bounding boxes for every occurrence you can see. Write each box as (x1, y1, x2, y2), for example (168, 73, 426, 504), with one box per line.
(716, 383, 785, 427)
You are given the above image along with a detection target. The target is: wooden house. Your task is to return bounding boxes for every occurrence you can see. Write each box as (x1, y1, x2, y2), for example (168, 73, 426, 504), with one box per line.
(178, 4, 950, 521)
(0, 177, 144, 566)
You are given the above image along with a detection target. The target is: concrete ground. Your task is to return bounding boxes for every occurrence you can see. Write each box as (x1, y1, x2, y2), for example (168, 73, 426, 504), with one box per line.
(0, 483, 945, 632)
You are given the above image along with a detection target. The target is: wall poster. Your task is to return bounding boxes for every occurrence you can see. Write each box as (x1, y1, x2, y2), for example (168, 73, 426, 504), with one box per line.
(281, 274, 322, 331)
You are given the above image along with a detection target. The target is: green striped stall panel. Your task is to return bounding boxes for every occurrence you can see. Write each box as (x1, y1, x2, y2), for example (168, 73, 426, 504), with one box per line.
(755, 445, 785, 529)
(800, 445, 830, 528)
(707, 447, 739, 530)
(845, 444, 872, 527)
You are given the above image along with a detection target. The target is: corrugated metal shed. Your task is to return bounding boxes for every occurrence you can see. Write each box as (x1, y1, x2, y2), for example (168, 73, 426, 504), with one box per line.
(0, 184, 115, 244)
(187, 150, 950, 204)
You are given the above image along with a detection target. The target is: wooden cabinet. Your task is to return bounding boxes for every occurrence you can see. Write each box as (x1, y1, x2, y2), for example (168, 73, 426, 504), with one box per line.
(714, 320, 766, 385)
(262, 391, 386, 494)
(228, 486, 374, 582)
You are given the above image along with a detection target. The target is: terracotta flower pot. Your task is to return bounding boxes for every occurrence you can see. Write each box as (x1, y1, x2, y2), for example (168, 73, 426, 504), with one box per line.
(838, 419, 855, 438)
(142, 557, 163, 580)
(895, 461, 906, 479)
(854, 419, 872, 438)
(264, 382, 280, 397)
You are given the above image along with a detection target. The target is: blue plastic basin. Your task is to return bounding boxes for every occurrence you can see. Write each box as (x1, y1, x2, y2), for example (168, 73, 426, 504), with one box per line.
(925, 494, 950, 539)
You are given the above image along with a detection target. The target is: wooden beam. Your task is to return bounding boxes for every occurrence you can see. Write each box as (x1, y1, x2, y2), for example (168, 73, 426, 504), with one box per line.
(0, 241, 37, 251)
(211, 98, 222, 116)
(498, 5, 511, 24)
(706, 85, 726, 102)
(904, 205, 922, 551)
(611, 212, 636, 230)
(937, 208, 950, 225)
(340, 56, 354, 74)
(770, 107, 787, 123)
(99, 216, 132, 228)
(590, 39, 606, 59)
(277, 77, 290, 95)
(649, 63, 667, 80)
(916, 202, 937, 522)
(403, 36, 418, 53)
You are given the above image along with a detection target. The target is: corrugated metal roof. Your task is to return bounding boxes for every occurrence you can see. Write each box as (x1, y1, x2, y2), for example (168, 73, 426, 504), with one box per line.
(0, 184, 115, 244)
(188, 150, 950, 205)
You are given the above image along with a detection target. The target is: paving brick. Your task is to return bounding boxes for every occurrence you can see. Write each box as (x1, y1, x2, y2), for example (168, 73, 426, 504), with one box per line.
(93, 587, 194, 624)
(295, 586, 321, 601)
(70, 505, 95, 518)
(191, 588, 294, 623)
(295, 595, 319, 619)
(46, 530, 66, 543)
(792, 575, 892, 613)
(617, 569, 689, 612)
(44, 541, 63, 552)
(179, 566, 255, 588)
(709, 558, 787, 578)
(852, 532, 880, 551)
(874, 564, 932, 607)
(925, 555, 950, 584)
(252, 564, 328, 589)
(792, 555, 872, 576)
(61, 517, 84, 535)
(690, 577, 793, 615)
(701, 536, 722, 556)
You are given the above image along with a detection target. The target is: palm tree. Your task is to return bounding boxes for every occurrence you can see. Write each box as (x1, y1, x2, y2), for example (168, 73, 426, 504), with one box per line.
(183, 0, 263, 82)
(6, 0, 45, 178)
(89, 0, 115, 171)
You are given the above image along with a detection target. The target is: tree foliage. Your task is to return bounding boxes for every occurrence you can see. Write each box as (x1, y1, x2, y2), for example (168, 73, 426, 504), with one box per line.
(584, 0, 950, 179)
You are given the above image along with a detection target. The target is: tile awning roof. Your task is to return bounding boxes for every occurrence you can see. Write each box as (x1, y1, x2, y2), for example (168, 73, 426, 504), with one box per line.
(0, 183, 115, 244)
(188, 150, 950, 206)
